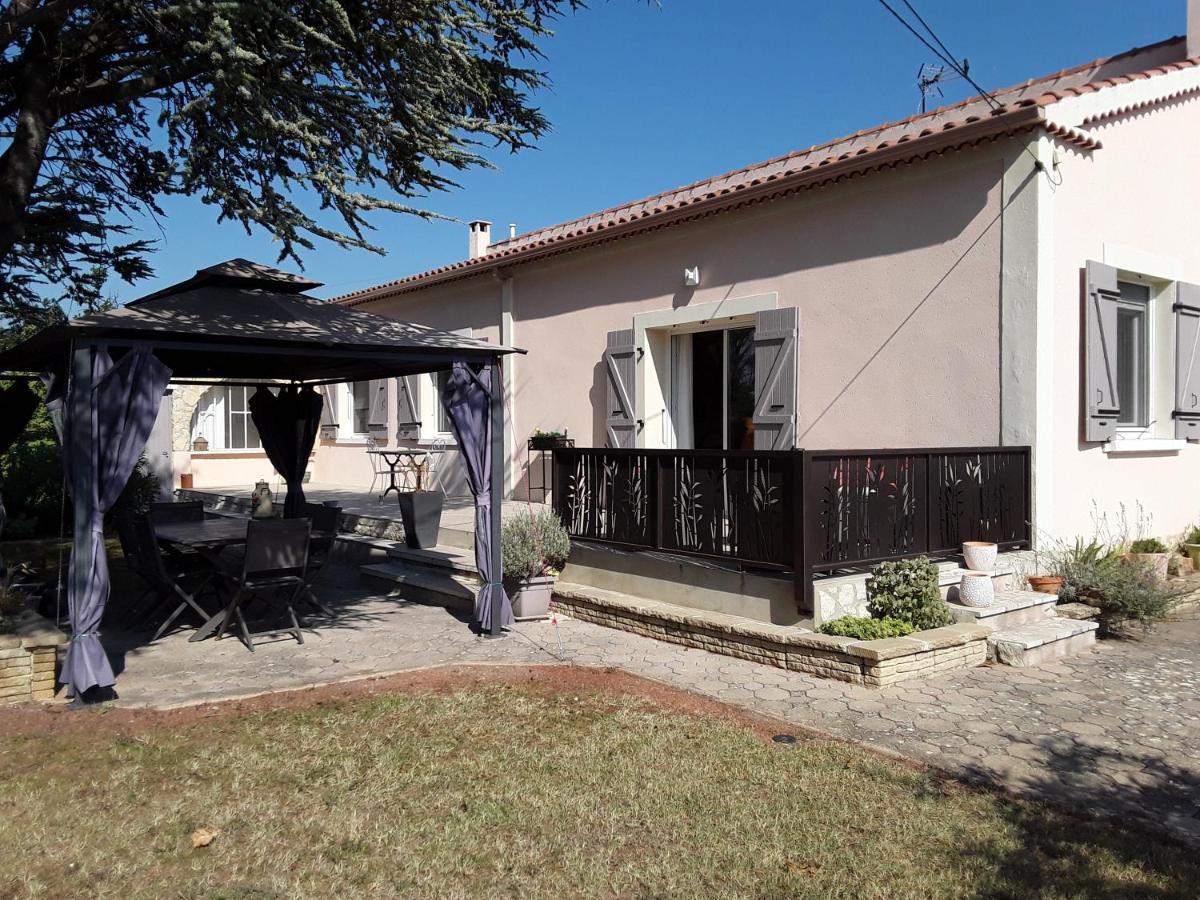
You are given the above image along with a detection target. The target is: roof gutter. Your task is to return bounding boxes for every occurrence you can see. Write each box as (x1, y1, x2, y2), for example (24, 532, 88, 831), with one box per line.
(338, 104, 1048, 306)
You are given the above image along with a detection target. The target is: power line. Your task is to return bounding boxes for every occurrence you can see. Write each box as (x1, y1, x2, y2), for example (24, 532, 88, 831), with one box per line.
(876, 0, 1058, 183)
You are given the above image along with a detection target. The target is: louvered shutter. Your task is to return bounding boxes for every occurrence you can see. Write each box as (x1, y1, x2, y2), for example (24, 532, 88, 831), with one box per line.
(1084, 260, 1121, 442)
(319, 384, 339, 435)
(752, 307, 799, 450)
(367, 379, 388, 436)
(396, 375, 421, 441)
(604, 329, 638, 448)
(1175, 281, 1200, 441)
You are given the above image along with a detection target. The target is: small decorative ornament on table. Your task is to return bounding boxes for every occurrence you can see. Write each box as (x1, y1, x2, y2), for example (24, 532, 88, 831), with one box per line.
(962, 541, 997, 572)
(958, 571, 995, 608)
(250, 480, 274, 519)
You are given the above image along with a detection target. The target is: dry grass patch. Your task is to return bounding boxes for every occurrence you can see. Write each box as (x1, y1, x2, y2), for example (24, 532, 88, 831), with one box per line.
(0, 672, 1196, 898)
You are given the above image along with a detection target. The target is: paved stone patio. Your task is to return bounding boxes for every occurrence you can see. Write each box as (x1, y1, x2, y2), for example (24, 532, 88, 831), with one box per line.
(104, 567, 1200, 843)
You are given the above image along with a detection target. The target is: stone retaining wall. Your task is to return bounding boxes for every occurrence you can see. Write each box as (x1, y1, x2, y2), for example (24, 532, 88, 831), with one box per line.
(0, 611, 66, 706)
(553, 585, 988, 687)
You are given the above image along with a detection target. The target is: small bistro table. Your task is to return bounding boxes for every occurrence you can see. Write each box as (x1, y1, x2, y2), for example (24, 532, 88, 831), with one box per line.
(368, 447, 429, 496)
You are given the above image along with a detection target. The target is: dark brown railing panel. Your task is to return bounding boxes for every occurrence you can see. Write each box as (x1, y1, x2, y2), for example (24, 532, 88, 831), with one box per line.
(553, 445, 1032, 605)
(804, 446, 1031, 574)
(553, 448, 795, 568)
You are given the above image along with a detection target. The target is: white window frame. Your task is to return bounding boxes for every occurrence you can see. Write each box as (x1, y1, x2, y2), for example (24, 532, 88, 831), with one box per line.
(190, 385, 266, 452)
(337, 381, 372, 441)
(417, 371, 458, 444)
(1110, 273, 1175, 443)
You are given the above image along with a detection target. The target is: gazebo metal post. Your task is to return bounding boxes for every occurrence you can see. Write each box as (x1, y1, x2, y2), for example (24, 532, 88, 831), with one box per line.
(67, 342, 94, 690)
(489, 355, 504, 637)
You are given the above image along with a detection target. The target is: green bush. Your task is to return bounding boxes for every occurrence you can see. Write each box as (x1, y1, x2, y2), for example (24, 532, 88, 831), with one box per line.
(866, 557, 951, 631)
(109, 456, 161, 522)
(501, 508, 570, 582)
(1185, 525, 1200, 545)
(0, 437, 64, 539)
(820, 615, 914, 640)
(1128, 537, 1168, 554)
(1058, 554, 1176, 631)
(0, 582, 25, 634)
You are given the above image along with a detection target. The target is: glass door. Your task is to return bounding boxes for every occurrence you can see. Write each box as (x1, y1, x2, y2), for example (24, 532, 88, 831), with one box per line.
(670, 326, 756, 450)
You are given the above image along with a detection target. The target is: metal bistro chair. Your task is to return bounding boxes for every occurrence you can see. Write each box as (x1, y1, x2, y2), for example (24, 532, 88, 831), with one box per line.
(299, 502, 340, 618)
(365, 433, 391, 499)
(122, 516, 219, 641)
(422, 437, 449, 491)
(215, 518, 310, 651)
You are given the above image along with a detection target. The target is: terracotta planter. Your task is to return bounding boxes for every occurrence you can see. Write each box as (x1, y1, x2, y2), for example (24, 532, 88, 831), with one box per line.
(962, 541, 997, 572)
(180, 473, 194, 490)
(507, 574, 556, 620)
(1124, 552, 1170, 582)
(397, 489, 444, 549)
(958, 571, 995, 608)
(1027, 575, 1062, 595)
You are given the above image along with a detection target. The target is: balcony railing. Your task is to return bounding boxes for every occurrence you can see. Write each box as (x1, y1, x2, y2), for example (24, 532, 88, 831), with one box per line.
(552, 445, 1031, 610)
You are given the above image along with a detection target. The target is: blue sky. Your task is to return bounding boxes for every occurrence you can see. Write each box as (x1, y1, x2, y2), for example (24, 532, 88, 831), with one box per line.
(115, 0, 1180, 302)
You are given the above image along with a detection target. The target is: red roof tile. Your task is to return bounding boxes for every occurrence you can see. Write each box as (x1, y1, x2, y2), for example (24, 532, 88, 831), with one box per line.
(335, 36, 1193, 306)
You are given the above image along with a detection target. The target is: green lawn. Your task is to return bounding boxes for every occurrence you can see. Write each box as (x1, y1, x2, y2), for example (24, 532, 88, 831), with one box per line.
(1, 675, 1196, 898)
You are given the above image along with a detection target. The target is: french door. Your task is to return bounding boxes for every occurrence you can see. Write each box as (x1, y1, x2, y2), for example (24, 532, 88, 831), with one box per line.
(670, 326, 756, 450)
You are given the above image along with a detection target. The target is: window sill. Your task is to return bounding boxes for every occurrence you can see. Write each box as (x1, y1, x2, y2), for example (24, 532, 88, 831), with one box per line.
(189, 450, 270, 460)
(1102, 438, 1186, 455)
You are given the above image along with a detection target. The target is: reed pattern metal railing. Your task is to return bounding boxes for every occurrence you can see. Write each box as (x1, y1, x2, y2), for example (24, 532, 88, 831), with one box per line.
(552, 446, 1031, 597)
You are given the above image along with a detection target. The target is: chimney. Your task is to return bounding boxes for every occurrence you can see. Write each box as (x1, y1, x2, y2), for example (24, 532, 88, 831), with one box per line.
(468, 220, 492, 259)
(1191, 0, 1200, 59)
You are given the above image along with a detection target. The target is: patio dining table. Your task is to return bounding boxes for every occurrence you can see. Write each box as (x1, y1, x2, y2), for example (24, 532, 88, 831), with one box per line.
(368, 447, 429, 495)
(155, 517, 251, 642)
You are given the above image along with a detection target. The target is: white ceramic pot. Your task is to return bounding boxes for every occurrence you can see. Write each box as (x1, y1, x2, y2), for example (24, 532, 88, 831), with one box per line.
(962, 541, 998, 572)
(958, 571, 995, 608)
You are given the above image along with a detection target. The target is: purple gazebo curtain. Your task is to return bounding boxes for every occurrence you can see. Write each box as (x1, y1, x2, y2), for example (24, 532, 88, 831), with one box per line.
(62, 347, 171, 697)
(248, 384, 323, 518)
(441, 361, 512, 632)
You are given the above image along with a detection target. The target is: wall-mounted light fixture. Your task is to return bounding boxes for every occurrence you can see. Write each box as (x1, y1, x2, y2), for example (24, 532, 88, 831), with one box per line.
(684, 266, 701, 287)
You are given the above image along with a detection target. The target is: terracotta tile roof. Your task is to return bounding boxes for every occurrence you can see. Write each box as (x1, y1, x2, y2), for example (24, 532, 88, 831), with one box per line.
(335, 36, 1193, 306)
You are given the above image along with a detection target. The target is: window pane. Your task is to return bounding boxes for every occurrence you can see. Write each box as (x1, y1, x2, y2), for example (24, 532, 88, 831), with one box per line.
(352, 382, 370, 433)
(726, 327, 756, 449)
(1116, 305, 1147, 427)
(230, 414, 247, 449)
(690, 330, 724, 449)
(245, 415, 261, 449)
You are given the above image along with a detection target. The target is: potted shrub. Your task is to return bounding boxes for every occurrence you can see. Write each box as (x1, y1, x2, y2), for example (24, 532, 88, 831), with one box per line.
(1126, 538, 1170, 582)
(501, 508, 570, 620)
(529, 428, 570, 451)
(397, 488, 445, 550)
(1182, 526, 1200, 570)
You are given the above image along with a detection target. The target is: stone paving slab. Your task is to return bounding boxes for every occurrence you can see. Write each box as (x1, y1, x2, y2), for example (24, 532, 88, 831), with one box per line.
(97, 567, 1200, 844)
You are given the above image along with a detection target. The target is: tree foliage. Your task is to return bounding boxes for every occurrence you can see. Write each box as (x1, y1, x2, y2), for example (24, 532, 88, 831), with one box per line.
(0, 0, 580, 338)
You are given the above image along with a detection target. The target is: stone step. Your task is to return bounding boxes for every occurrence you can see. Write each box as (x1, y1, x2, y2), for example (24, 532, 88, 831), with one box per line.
(359, 562, 476, 611)
(945, 589, 1058, 631)
(437, 526, 475, 551)
(987, 618, 1098, 667)
(385, 544, 480, 580)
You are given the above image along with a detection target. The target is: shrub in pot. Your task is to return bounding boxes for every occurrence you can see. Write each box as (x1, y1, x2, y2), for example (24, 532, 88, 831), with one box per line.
(501, 508, 570, 620)
(866, 557, 952, 631)
(1183, 526, 1200, 570)
(1125, 538, 1170, 582)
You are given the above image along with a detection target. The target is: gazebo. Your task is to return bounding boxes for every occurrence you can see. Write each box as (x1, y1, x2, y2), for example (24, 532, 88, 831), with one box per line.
(0, 259, 522, 702)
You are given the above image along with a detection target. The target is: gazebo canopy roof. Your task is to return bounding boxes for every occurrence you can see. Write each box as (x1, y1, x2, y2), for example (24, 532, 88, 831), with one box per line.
(0, 259, 520, 382)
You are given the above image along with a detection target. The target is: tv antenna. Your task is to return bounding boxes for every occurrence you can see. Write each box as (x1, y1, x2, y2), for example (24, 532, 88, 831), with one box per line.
(917, 58, 968, 113)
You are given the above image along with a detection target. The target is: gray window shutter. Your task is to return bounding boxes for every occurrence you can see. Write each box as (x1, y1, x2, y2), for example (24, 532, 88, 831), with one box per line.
(1084, 260, 1121, 442)
(367, 379, 389, 432)
(604, 329, 638, 448)
(395, 375, 421, 441)
(1175, 281, 1200, 441)
(752, 307, 799, 450)
(319, 384, 338, 432)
